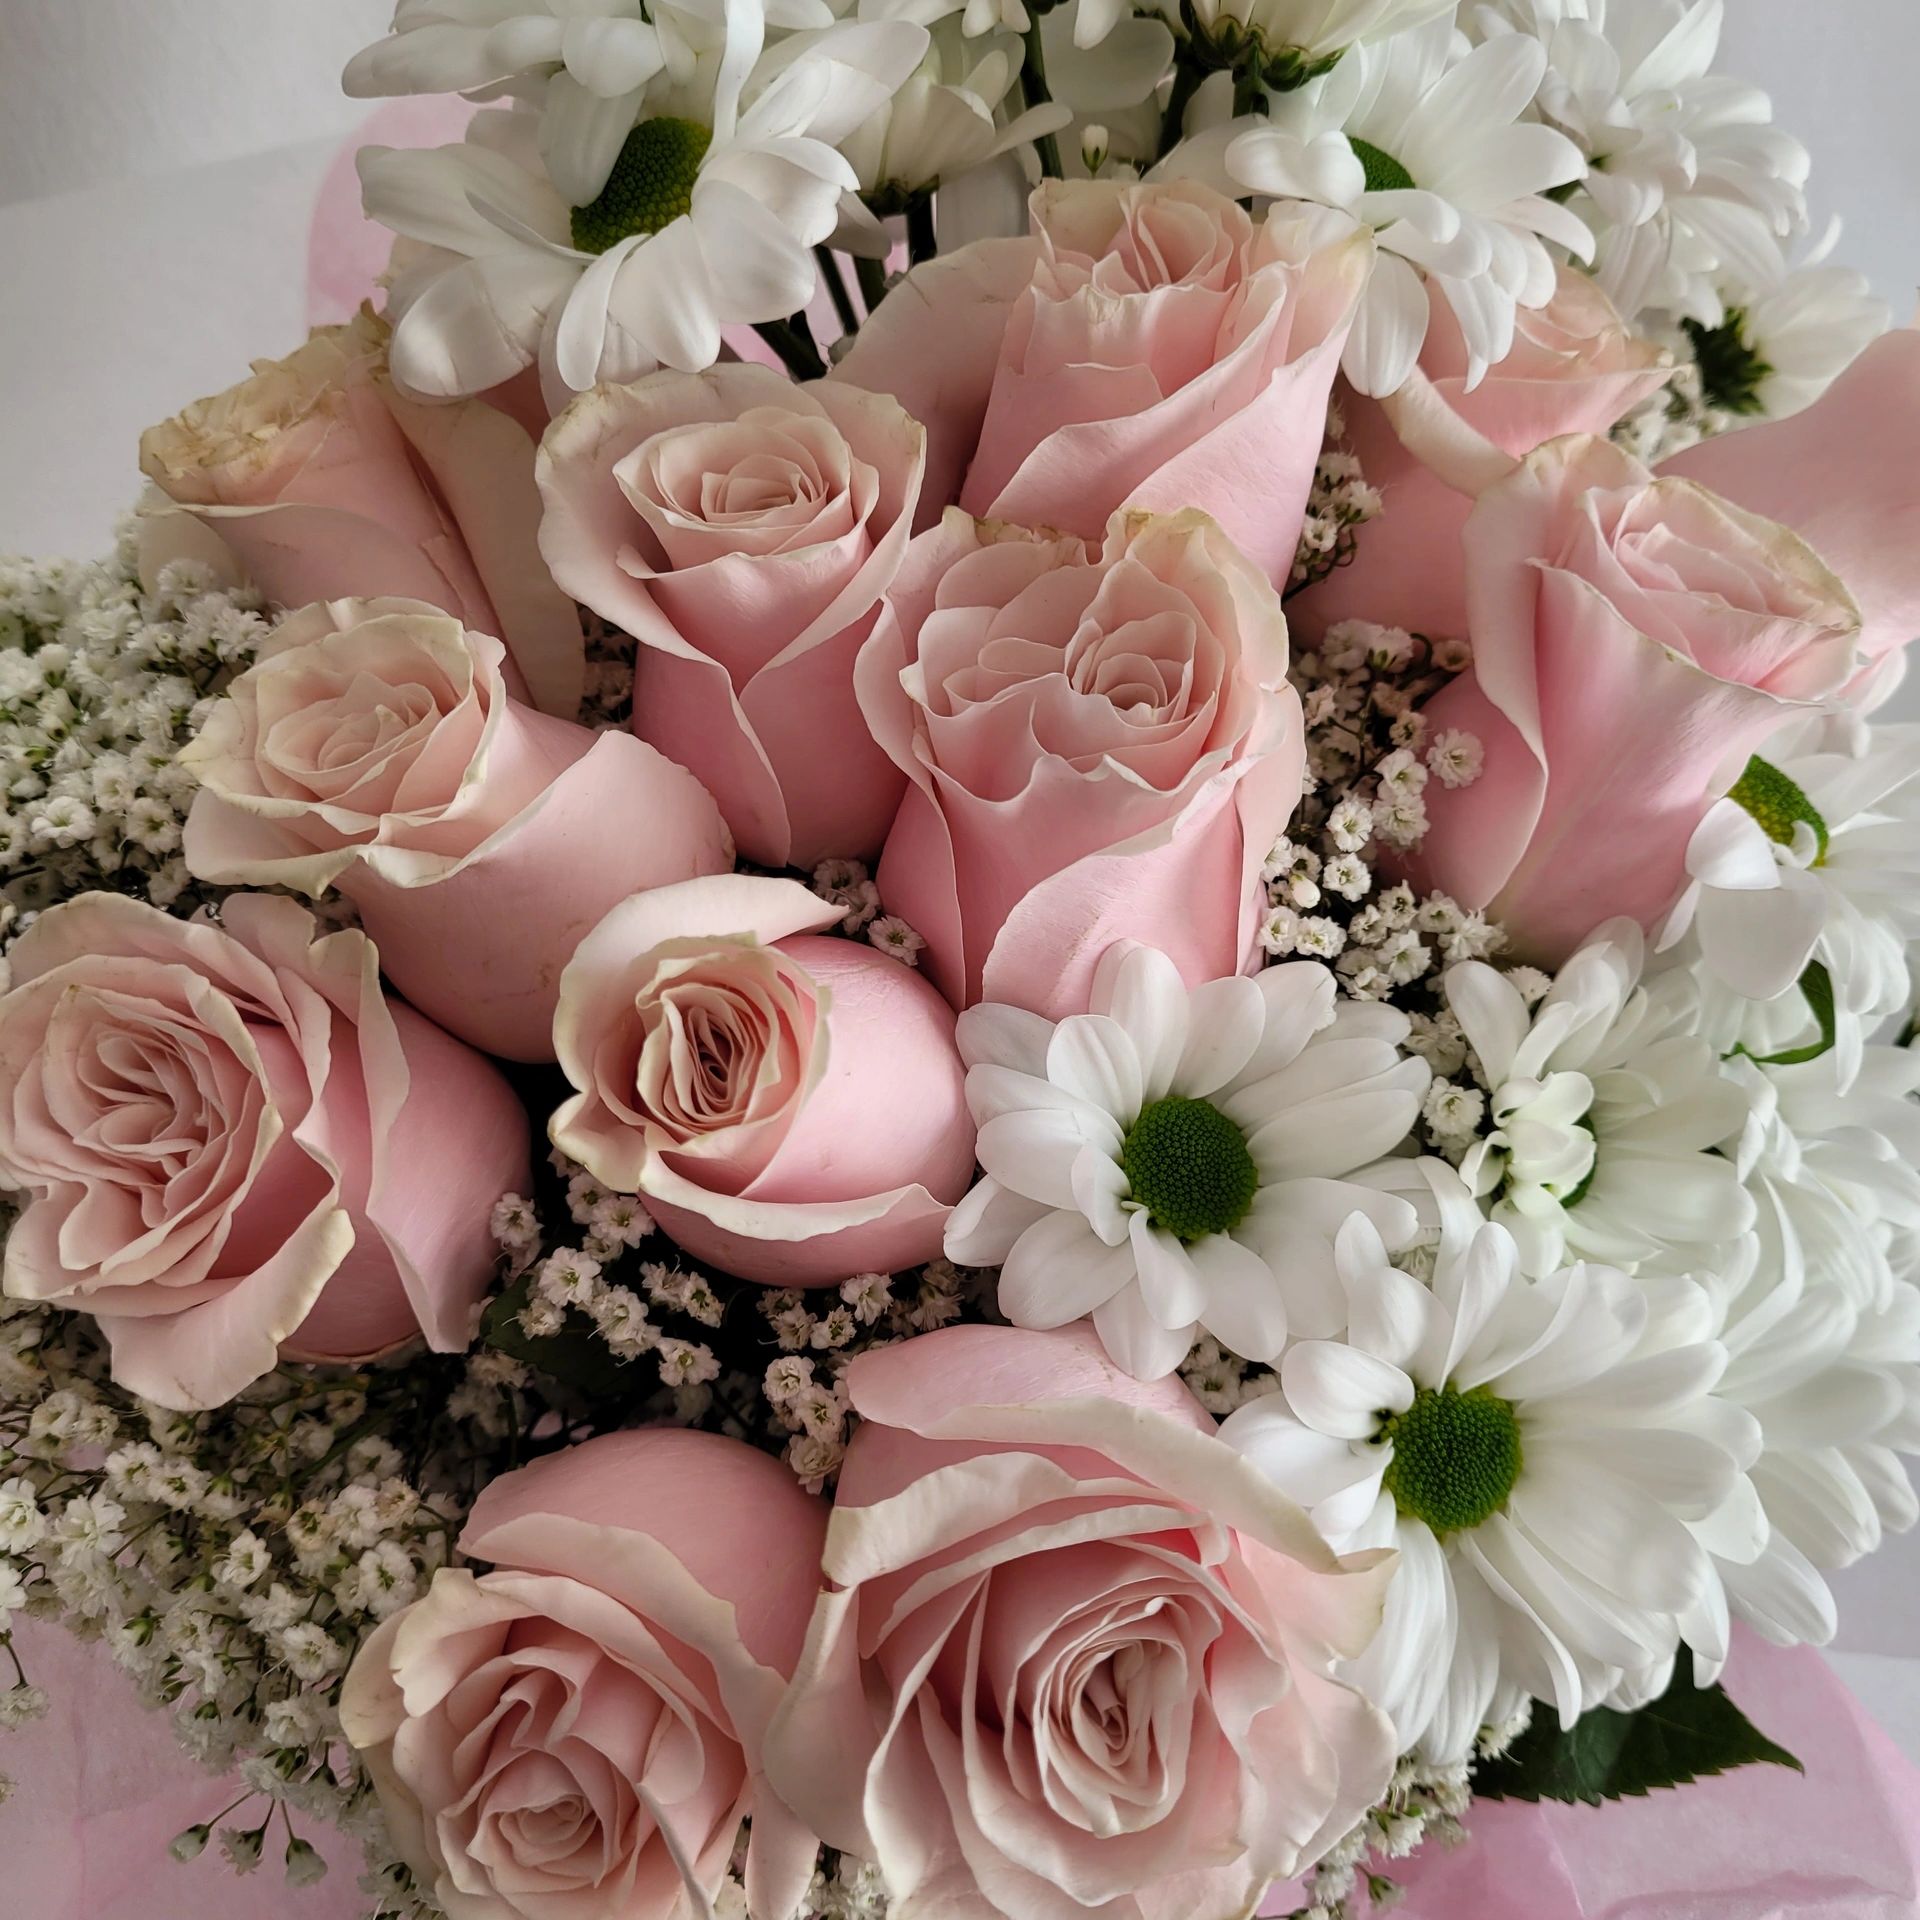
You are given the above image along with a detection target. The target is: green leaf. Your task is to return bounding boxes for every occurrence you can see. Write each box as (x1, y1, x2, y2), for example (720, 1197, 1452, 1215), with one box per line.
(1736, 959, 1837, 1068)
(1475, 1653, 1803, 1806)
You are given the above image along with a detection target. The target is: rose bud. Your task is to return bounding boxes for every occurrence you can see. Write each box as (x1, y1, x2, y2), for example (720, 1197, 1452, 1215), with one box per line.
(139, 306, 584, 717)
(179, 595, 730, 1062)
(550, 874, 975, 1285)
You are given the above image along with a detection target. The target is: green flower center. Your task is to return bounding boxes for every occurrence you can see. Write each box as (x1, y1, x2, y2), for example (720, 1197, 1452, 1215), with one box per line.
(570, 117, 712, 254)
(1119, 1095, 1260, 1242)
(1728, 753, 1829, 864)
(1681, 308, 1774, 418)
(1349, 136, 1417, 195)
(1379, 1386, 1524, 1537)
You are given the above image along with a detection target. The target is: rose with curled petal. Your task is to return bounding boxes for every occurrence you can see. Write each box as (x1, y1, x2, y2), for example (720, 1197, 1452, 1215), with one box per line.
(1292, 264, 1672, 644)
(138, 306, 584, 718)
(854, 505, 1305, 1018)
(833, 179, 1373, 584)
(340, 1425, 827, 1920)
(179, 596, 730, 1063)
(763, 1322, 1398, 1920)
(550, 874, 975, 1285)
(536, 360, 925, 868)
(1407, 435, 1862, 965)
(0, 893, 528, 1411)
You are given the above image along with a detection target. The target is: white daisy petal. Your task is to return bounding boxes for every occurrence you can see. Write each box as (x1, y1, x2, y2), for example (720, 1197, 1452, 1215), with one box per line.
(1282, 1342, 1413, 1439)
(998, 1210, 1135, 1328)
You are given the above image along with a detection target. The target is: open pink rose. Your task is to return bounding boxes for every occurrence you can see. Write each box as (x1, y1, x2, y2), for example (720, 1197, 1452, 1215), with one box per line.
(1663, 328, 1920, 688)
(550, 874, 975, 1285)
(763, 1322, 1398, 1920)
(1294, 265, 1672, 643)
(0, 893, 528, 1410)
(139, 307, 584, 717)
(856, 507, 1305, 1017)
(835, 182, 1372, 583)
(180, 596, 729, 1062)
(340, 1426, 826, 1920)
(536, 363, 924, 868)
(1410, 436, 1862, 962)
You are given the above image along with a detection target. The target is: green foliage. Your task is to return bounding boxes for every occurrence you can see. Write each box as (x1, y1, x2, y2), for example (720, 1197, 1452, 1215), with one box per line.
(1476, 1653, 1802, 1806)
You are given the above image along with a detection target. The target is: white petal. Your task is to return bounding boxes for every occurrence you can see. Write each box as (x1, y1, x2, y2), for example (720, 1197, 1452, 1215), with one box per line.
(1092, 943, 1188, 1102)
(1342, 251, 1429, 399)
(1093, 1288, 1195, 1380)
(1128, 1213, 1209, 1329)
(1047, 1013, 1144, 1122)
(999, 1209, 1134, 1327)
(944, 1176, 1049, 1265)
(1191, 1232, 1290, 1364)
(1281, 1342, 1412, 1440)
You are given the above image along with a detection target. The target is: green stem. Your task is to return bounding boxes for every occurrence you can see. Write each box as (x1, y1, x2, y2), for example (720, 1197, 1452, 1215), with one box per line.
(854, 253, 891, 314)
(1020, 17, 1065, 180)
(752, 317, 827, 382)
(814, 245, 860, 337)
(1158, 59, 1205, 159)
(906, 193, 939, 266)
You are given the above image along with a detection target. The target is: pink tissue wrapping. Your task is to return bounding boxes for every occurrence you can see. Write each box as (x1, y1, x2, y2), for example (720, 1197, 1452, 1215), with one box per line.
(1262, 1628, 1920, 1919)
(2, 1619, 363, 1919)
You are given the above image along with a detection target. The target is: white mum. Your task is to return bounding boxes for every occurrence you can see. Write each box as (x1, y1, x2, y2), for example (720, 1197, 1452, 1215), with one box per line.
(1226, 1171, 1758, 1761)
(1213, 19, 1591, 394)
(943, 943, 1429, 1378)
(1446, 920, 1754, 1276)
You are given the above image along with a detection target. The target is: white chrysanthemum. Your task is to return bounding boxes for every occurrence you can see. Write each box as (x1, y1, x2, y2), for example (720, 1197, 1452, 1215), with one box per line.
(1728, 1046, 1920, 1312)
(1225, 1173, 1756, 1761)
(830, 16, 1072, 202)
(1682, 230, 1890, 422)
(943, 944, 1430, 1378)
(1212, 20, 1591, 394)
(1671, 714, 1920, 1083)
(357, 17, 925, 403)
(1474, 0, 1810, 329)
(1140, 0, 1453, 71)
(1701, 1232, 1920, 1654)
(1446, 920, 1754, 1276)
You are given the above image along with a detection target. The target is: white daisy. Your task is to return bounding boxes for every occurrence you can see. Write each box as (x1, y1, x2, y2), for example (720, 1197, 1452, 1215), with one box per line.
(943, 943, 1430, 1378)
(1702, 1233, 1920, 1653)
(1671, 714, 1920, 1084)
(1150, 0, 1454, 81)
(830, 16, 1073, 205)
(1445, 920, 1754, 1277)
(1211, 19, 1592, 394)
(1476, 0, 1810, 329)
(1727, 1045, 1920, 1313)
(358, 13, 926, 403)
(1675, 224, 1889, 421)
(1225, 1171, 1755, 1760)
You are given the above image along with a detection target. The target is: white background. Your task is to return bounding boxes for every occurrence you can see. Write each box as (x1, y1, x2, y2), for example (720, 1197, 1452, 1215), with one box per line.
(0, 0, 1916, 1734)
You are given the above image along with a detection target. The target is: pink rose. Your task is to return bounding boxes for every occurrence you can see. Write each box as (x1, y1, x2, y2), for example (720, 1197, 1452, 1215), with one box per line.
(138, 308, 585, 717)
(763, 1323, 1398, 1920)
(0, 893, 528, 1410)
(835, 182, 1372, 583)
(1410, 436, 1861, 962)
(536, 363, 925, 868)
(340, 1426, 826, 1920)
(1294, 265, 1672, 643)
(1663, 328, 1920, 688)
(855, 507, 1305, 1017)
(550, 874, 975, 1285)
(179, 596, 730, 1063)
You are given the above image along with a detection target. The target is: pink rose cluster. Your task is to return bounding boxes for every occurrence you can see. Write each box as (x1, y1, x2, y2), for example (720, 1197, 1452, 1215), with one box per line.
(340, 1325, 1399, 1920)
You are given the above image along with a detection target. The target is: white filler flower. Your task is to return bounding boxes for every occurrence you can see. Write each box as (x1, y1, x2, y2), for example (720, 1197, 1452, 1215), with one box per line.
(1218, 19, 1591, 394)
(1225, 1177, 1757, 1761)
(1446, 919, 1753, 1276)
(944, 943, 1429, 1378)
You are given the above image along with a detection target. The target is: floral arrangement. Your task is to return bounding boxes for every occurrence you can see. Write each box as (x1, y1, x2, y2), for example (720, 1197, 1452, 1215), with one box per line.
(2, 1, 1918, 1916)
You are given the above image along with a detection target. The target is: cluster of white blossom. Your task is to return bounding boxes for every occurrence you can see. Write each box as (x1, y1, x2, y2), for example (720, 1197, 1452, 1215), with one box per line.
(0, 536, 268, 943)
(0, 1241, 542, 1903)
(1264, 618, 1501, 995)
(1289, 405, 1385, 596)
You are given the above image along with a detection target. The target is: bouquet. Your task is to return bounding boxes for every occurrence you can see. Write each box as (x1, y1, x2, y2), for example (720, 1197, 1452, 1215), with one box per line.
(2, 1, 1917, 1915)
